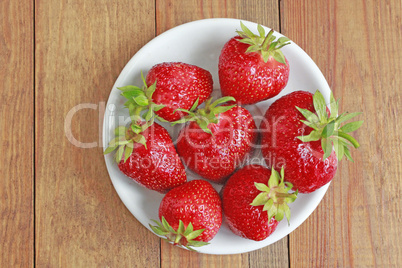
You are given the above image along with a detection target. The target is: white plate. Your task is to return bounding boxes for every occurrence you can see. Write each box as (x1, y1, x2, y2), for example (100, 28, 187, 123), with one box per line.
(103, 18, 331, 255)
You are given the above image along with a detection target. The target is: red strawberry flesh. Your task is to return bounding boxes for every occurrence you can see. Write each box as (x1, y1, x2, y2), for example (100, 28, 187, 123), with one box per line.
(159, 180, 222, 243)
(177, 105, 257, 183)
(118, 122, 186, 193)
(260, 91, 338, 193)
(221, 165, 279, 241)
(146, 62, 213, 122)
(219, 36, 289, 104)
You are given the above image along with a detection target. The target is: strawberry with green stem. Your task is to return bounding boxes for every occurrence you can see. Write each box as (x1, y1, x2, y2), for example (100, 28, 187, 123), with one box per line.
(145, 62, 213, 122)
(219, 22, 291, 104)
(104, 74, 187, 193)
(150, 180, 222, 251)
(260, 90, 363, 193)
(221, 165, 297, 241)
(174, 96, 257, 183)
(118, 72, 165, 123)
(296, 90, 363, 161)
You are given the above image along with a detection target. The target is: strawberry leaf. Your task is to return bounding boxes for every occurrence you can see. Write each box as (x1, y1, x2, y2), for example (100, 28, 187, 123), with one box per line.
(177, 220, 185, 234)
(335, 112, 362, 124)
(250, 192, 269, 206)
(186, 229, 205, 241)
(115, 145, 125, 162)
(334, 140, 345, 161)
(188, 241, 209, 247)
(236, 22, 290, 64)
(329, 91, 338, 120)
(276, 205, 285, 222)
(118, 85, 142, 92)
(322, 121, 335, 138)
(313, 90, 328, 123)
(212, 105, 236, 115)
(133, 134, 146, 148)
(296, 107, 320, 124)
(103, 144, 118, 155)
(297, 90, 363, 161)
(251, 167, 298, 225)
(114, 126, 127, 137)
(340, 120, 364, 133)
(240, 21, 256, 38)
(133, 95, 149, 106)
(123, 143, 134, 162)
(257, 24, 265, 38)
(210, 96, 236, 108)
(149, 217, 209, 251)
(189, 98, 200, 112)
(273, 50, 286, 65)
(131, 124, 142, 134)
(297, 130, 321, 142)
(321, 138, 333, 160)
(344, 147, 354, 162)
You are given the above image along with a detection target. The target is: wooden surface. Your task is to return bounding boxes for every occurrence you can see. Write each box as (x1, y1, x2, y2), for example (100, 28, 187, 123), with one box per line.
(1, 0, 400, 267)
(0, 0, 34, 267)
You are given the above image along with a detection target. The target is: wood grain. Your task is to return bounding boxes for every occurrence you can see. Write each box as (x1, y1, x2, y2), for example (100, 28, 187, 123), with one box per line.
(281, 0, 401, 266)
(35, 0, 160, 266)
(0, 0, 34, 267)
(155, 0, 237, 35)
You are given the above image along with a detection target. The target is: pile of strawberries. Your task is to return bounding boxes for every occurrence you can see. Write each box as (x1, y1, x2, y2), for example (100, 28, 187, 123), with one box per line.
(105, 22, 362, 251)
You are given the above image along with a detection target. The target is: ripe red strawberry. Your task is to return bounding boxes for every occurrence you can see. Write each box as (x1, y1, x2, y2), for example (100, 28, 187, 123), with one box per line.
(175, 97, 257, 183)
(145, 62, 213, 122)
(260, 90, 363, 193)
(104, 121, 186, 193)
(221, 165, 297, 241)
(218, 22, 290, 105)
(149, 180, 222, 250)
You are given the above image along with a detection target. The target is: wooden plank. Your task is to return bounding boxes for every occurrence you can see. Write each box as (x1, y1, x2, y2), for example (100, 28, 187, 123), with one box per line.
(0, 0, 34, 267)
(281, 0, 401, 266)
(155, 0, 288, 267)
(35, 0, 159, 266)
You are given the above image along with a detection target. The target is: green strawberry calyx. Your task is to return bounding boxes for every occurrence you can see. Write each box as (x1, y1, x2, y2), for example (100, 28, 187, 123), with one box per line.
(171, 96, 236, 134)
(250, 167, 298, 225)
(149, 216, 209, 251)
(236, 21, 291, 64)
(103, 120, 152, 163)
(296, 90, 363, 161)
(103, 72, 165, 163)
(118, 71, 165, 123)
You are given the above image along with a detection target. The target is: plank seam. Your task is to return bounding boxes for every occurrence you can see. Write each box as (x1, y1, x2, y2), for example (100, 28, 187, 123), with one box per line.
(278, 0, 282, 32)
(33, 0, 36, 266)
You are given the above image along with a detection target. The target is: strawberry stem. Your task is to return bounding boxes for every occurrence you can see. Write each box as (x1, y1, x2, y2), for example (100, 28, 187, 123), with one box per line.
(261, 29, 274, 49)
(338, 131, 360, 148)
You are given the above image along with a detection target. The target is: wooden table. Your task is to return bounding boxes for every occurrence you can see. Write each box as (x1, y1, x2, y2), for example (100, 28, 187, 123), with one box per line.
(1, 0, 401, 267)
